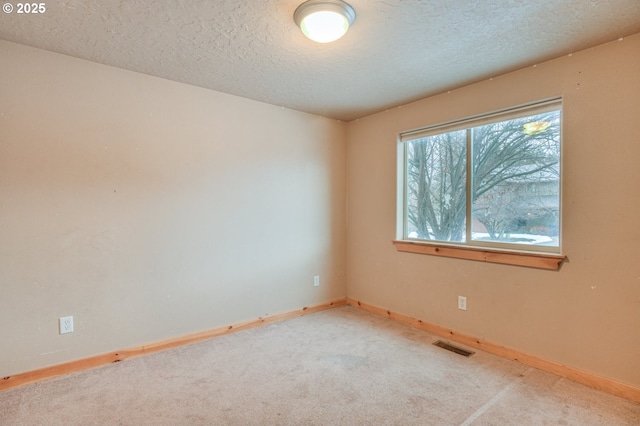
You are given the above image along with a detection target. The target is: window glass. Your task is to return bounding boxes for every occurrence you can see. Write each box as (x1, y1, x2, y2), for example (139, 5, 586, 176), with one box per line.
(402, 100, 561, 253)
(406, 130, 467, 242)
(470, 111, 560, 247)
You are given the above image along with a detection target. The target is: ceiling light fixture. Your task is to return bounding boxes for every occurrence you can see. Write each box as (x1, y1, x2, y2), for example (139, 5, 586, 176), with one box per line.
(294, 0, 356, 43)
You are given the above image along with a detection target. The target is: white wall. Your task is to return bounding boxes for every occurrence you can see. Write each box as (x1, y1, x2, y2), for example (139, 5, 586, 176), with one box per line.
(0, 40, 347, 377)
(346, 34, 640, 388)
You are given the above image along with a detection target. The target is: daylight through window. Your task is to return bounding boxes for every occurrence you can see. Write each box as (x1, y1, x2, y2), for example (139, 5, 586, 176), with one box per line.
(399, 99, 562, 253)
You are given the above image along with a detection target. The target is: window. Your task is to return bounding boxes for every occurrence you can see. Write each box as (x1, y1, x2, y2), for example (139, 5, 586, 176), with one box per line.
(396, 99, 563, 267)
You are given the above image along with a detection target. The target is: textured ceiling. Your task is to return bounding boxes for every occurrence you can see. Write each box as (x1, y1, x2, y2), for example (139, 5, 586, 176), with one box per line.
(2, 0, 640, 121)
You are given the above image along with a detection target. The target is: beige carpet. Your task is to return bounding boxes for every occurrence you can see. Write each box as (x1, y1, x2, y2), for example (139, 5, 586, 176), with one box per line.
(1, 306, 639, 425)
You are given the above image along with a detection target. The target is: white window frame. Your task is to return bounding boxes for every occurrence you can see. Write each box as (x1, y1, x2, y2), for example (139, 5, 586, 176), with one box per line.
(396, 98, 564, 266)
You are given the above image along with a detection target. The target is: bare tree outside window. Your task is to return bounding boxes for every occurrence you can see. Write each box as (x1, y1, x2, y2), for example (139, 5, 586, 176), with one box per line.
(404, 107, 561, 251)
(406, 130, 467, 242)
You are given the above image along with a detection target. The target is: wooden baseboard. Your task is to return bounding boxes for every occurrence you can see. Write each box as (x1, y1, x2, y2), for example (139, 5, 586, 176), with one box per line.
(5, 296, 638, 404)
(0, 298, 348, 393)
(346, 297, 640, 404)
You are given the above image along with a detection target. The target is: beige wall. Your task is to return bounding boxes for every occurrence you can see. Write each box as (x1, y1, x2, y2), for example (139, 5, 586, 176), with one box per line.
(346, 34, 640, 388)
(2, 32, 639, 390)
(0, 40, 346, 377)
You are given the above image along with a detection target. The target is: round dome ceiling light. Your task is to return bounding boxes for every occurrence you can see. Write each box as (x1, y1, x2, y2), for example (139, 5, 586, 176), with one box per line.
(294, 0, 356, 43)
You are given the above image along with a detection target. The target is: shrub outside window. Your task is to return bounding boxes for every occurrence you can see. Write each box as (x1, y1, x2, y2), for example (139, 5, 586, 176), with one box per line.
(399, 99, 562, 254)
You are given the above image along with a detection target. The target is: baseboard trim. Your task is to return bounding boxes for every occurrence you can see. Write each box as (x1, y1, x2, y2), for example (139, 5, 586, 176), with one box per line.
(5, 297, 638, 404)
(0, 298, 348, 393)
(346, 297, 640, 404)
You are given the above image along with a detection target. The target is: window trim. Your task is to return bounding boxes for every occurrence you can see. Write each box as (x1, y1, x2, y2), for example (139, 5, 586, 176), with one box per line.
(396, 98, 565, 268)
(399, 98, 562, 142)
(392, 240, 565, 270)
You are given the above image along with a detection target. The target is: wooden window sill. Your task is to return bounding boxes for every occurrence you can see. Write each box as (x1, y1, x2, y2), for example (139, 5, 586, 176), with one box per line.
(393, 240, 565, 270)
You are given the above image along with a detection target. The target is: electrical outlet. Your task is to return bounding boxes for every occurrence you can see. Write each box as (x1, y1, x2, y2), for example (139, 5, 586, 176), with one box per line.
(458, 296, 467, 311)
(59, 316, 74, 334)
(313, 275, 320, 287)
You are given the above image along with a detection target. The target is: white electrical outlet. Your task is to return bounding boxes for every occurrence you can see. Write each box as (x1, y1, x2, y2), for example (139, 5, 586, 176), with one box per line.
(458, 296, 467, 311)
(59, 316, 74, 334)
(313, 275, 320, 287)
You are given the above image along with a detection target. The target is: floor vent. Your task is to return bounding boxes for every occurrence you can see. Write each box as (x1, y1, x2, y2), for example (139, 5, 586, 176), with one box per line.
(433, 340, 475, 357)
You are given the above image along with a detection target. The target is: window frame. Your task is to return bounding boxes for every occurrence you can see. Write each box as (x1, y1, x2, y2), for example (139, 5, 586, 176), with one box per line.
(395, 98, 565, 270)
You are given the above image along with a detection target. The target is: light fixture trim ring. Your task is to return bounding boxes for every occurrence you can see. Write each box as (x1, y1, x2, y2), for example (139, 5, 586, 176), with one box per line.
(294, 0, 356, 42)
